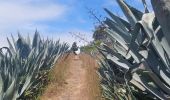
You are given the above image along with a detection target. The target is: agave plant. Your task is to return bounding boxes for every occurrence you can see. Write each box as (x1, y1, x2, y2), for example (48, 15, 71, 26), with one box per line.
(0, 31, 69, 100)
(97, 0, 170, 99)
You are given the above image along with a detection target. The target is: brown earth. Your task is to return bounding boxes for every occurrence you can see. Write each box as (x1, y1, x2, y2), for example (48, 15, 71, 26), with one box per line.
(40, 53, 103, 100)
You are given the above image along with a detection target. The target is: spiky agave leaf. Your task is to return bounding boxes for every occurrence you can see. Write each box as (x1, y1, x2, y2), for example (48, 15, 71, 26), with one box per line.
(97, 0, 170, 99)
(0, 31, 69, 100)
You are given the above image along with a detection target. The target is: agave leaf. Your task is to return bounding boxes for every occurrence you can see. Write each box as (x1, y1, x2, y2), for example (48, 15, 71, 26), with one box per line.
(104, 8, 130, 32)
(127, 23, 141, 54)
(0, 47, 12, 57)
(141, 61, 170, 94)
(116, 0, 137, 26)
(139, 13, 170, 70)
(104, 17, 131, 42)
(146, 47, 170, 87)
(159, 36, 170, 58)
(114, 43, 131, 59)
(154, 24, 170, 58)
(18, 33, 24, 42)
(124, 1, 143, 20)
(16, 37, 31, 59)
(0, 74, 4, 97)
(7, 38, 15, 54)
(0, 51, 4, 58)
(102, 44, 132, 69)
(107, 54, 129, 69)
(132, 73, 166, 100)
(26, 34, 31, 49)
(105, 28, 142, 63)
(130, 79, 146, 91)
(18, 59, 38, 96)
(32, 30, 41, 49)
(141, 0, 149, 13)
(3, 79, 17, 100)
(11, 34, 18, 52)
(104, 8, 132, 31)
(138, 49, 148, 59)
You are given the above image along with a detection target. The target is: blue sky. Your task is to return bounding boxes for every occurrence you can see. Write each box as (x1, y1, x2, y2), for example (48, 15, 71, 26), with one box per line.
(0, 0, 152, 47)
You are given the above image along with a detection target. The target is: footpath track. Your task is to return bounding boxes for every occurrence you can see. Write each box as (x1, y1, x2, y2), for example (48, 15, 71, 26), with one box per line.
(41, 53, 103, 100)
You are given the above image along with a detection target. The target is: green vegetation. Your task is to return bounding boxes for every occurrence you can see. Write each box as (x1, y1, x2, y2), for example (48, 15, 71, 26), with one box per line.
(1, 0, 170, 100)
(97, 0, 170, 99)
(81, 40, 101, 54)
(0, 31, 69, 100)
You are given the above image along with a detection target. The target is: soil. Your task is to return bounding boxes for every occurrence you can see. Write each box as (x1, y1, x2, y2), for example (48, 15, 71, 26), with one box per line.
(40, 53, 103, 100)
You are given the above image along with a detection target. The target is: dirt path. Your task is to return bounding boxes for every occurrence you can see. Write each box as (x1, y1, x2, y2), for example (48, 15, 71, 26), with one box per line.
(40, 53, 103, 100)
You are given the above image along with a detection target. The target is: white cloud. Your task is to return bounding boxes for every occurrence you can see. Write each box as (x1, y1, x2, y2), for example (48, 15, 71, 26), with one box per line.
(0, 0, 69, 47)
(0, 0, 94, 48)
(0, 3, 66, 23)
(0, 0, 68, 31)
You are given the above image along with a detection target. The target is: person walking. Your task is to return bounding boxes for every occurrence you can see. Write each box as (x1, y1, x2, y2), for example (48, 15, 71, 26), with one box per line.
(71, 42, 80, 55)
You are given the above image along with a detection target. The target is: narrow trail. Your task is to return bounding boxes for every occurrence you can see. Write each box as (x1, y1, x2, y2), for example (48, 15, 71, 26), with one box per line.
(41, 53, 103, 100)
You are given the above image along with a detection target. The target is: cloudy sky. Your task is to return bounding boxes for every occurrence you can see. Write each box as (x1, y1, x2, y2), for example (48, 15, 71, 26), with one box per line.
(0, 0, 152, 47)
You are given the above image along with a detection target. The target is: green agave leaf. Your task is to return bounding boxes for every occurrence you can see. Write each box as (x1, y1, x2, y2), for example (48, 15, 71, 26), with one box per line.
(105, 28, 142, 63)
(0, 74, 4, 97)
(11, 34, 17, 52)
(0, 47, 12, 57)
(139, 13, 170, 70)
(145, 48, 170, 88)
(153, 21, 170, 58)
(130, 79, 146, 91)
(141, 0, 149, 13)
(17, 33, 24, 43)
(141, 61, 170, 95)
(114, 43, 131, 59)
(158, 34, 170, 58)
(138, 49, 148, 59)
(32, 30, 41, 49)
(26, 34, 31, 49)
(116, 0, 137, 26)
(127, 23, 142, 54)
(3, 78, 17, 100)
(102, 44, 132, 69)
(107, 54, 129, 69)
(104, 17, 131, 42)
(7, 38, 15, 55)
(124, 1, 143, 21)
(132, 73, 167, 100)
(18, 56, 39, 96)
(104, 8, 130, 32)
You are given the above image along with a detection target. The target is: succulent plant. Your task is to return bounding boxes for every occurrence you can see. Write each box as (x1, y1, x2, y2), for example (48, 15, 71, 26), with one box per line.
(0, 31, 69, 100)
(97, 0, 170, 99)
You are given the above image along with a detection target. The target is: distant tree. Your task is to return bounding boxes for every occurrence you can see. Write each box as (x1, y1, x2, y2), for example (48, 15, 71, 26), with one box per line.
(93, 25, 107, 41)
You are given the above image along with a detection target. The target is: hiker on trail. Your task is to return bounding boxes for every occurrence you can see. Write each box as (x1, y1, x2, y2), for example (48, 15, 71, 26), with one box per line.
(71, 42, 78, 51)
(71, 42, 80, 55)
